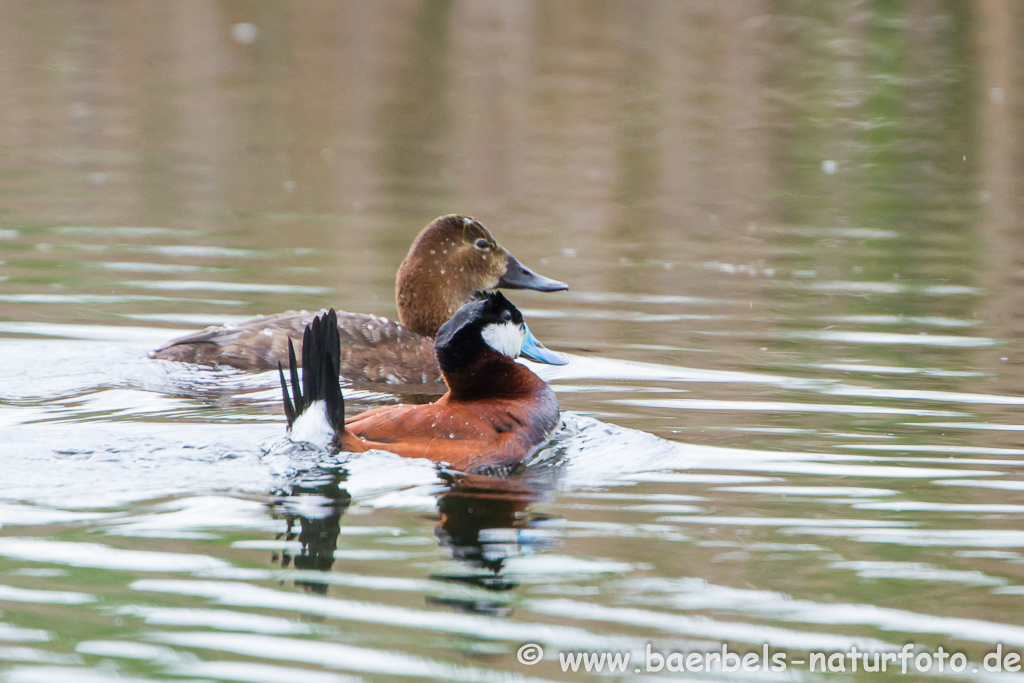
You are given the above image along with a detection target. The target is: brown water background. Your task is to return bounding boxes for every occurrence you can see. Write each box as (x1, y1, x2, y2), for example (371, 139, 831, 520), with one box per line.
(2, 2, 1024, 681)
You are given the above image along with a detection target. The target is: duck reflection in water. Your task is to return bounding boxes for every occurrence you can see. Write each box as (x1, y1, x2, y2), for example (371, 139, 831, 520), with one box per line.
(269, 464, 351, 595)
(428, 471, 558, 617)
(267, 463, 559, 612)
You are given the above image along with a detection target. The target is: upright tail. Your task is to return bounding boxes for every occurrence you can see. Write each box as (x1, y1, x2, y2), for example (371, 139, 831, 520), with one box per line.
(279, 309, 346, 446)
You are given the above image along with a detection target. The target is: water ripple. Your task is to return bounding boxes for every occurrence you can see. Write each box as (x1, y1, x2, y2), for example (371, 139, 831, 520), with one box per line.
(0, 539, 231, 572)
(614, 398, 966, 416)
(0, 586, 95, 605)
(616, 578, 1024, 646)
(119, 280, 331, 295)
(149, 631, 554, 682)
(785, 330, 996, 347)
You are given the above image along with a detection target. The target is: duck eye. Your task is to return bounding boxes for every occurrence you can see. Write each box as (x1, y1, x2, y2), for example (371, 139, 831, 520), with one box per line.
(474, 238, 491, 250)
(500, 309, 512, 322)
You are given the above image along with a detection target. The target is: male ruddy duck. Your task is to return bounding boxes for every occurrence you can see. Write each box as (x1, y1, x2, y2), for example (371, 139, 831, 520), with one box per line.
(281, 292, 560, 474)
(150, 215, 568, 383)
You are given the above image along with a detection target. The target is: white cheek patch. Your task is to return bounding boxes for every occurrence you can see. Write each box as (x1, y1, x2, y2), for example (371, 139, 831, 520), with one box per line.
(481, 321, 525, 358)
(289, 400, 336, 449)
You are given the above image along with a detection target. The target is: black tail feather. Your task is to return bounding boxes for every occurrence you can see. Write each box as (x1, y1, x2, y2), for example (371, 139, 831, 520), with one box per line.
(279, 309, 346, 436)
(279, 361, 296, 427)
(288, 333, 301, 414)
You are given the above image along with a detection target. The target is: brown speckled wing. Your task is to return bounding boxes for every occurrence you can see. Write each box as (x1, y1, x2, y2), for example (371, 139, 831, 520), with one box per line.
(150, 309, 440, 383)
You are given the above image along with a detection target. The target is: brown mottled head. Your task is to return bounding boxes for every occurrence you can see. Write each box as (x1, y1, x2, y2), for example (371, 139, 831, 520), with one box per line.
(395, 215, 567, 338)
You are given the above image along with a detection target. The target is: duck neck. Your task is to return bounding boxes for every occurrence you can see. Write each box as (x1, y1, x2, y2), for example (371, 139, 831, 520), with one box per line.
(395, 262, 462, 338)
(437, 344, 529, 402)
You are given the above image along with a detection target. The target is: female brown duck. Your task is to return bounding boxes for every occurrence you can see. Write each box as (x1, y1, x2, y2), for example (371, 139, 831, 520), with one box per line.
(150, 215, 567, 383)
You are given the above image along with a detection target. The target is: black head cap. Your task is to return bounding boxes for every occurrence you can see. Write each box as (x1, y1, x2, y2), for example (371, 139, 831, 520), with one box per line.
(434, 291, 524, 374)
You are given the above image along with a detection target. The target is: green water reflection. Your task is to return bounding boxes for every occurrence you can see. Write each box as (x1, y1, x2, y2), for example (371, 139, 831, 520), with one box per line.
(2, 2, 1024, 682)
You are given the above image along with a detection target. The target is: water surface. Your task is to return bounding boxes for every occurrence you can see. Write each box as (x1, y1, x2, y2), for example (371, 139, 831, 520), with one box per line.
(2, 2, 1024, 681)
